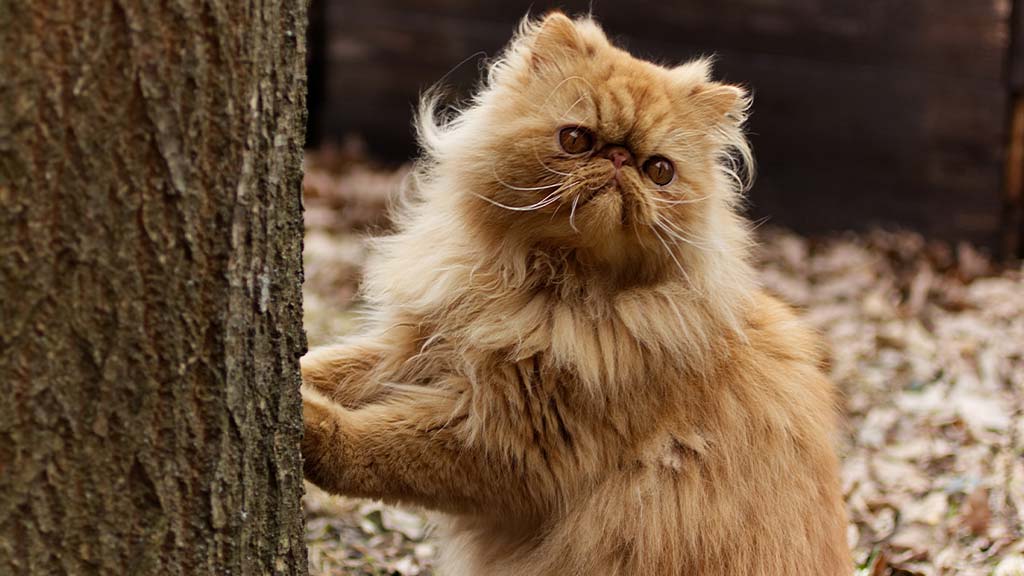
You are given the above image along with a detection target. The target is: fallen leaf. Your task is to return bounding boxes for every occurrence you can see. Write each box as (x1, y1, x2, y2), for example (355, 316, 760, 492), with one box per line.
(961, 487, 991, 536)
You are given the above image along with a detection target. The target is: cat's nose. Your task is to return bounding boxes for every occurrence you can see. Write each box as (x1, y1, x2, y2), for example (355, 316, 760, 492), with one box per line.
(601, 145, 634, 169)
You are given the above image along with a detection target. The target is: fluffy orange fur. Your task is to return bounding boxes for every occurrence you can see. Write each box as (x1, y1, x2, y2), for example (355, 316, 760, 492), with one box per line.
(301, 12, 850, 575)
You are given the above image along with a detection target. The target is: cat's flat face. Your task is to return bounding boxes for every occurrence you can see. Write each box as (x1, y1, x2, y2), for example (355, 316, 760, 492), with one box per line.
(449, 13, 748, 269)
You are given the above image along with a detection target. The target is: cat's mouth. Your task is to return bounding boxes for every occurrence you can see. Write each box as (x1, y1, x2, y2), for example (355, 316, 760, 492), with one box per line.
(572, 176, 642, 228)
(574, 176, 619, 207)
(573, 183, 609, 210)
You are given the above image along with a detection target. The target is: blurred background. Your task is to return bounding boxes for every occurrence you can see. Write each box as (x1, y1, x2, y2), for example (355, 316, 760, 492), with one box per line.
(300, 2, 1024, 575)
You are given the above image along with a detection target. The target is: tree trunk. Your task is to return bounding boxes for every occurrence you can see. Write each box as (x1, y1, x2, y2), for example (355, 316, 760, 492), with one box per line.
(0, 1, 309, 574)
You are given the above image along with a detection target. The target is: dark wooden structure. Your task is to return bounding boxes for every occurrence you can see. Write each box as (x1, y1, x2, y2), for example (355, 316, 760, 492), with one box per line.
(308, 0, 1024, 254)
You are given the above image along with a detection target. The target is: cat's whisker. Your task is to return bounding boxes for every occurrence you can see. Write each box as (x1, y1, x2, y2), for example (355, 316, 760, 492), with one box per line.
(653, 216, 698, 240)
(532, 146, 577, 178)
(569, 192, 582, 233)
(657, 217, 756, 252)
(559, 94, 588, 121)
(472, 189, 563, 212)
(654, 218, 718, 252)
(538, 75, 597, 116)
(650, 193, 712, 206)
(653, 219, 699, 249)
(549, 179, 586, 221)
(475, 175, 590, 213)
(749, 215, 772, 232)
(647, 223, 699, 292)
(492, 167, 567, 192)
(660, 221, 754, 255)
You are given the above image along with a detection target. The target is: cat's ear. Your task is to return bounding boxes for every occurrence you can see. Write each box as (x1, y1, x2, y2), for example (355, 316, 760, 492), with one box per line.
(672, 59, 749, 126)
(527, 12, 587, 71)
(690, 83, 749, 126)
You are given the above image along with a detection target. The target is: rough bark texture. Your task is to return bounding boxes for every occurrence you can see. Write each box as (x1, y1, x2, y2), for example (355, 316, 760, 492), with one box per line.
(0, 1, 309, 574)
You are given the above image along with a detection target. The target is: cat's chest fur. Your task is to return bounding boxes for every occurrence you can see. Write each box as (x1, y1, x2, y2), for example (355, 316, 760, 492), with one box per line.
(402, 283, 740, 477)
(440, 282, 728, 389)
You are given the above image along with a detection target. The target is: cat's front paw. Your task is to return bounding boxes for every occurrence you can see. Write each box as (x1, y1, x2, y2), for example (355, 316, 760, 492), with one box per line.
(300, 386, 342, 491)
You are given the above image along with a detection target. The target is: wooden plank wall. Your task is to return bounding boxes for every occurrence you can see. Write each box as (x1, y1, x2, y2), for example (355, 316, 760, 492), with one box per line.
(312, 0, 1013, 249)
(1005, 0, 1024, 256)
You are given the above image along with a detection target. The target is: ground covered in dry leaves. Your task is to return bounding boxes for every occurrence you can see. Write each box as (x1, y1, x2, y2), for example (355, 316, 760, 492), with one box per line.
(300, 147, 1024, 576)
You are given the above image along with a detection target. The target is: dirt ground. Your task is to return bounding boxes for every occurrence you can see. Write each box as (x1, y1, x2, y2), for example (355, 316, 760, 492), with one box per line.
(300, 146, 1024, 576)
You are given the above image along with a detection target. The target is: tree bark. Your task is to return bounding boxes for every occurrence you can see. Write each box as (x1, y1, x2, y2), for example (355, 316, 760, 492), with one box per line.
(0, 1, 308, 574)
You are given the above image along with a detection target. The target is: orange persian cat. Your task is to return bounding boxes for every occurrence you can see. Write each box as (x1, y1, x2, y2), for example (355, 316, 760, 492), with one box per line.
(301, 12, 850, 575)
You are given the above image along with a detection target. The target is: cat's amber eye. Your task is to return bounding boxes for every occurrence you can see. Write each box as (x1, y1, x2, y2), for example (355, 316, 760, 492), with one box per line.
(558, 126, 595, 155)
(644, 157, 675, 186)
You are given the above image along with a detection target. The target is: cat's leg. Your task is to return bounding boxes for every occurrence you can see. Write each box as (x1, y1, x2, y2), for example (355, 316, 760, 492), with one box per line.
(301, 383, 545, 515)
(301, 322, 426, 407)
(300, 340, 391, 408)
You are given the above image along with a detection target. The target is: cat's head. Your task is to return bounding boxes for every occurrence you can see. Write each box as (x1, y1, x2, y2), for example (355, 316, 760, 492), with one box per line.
(417, 12, 752, 281)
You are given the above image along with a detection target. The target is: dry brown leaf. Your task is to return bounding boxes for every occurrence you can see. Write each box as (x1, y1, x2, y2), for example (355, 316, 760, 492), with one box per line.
(961, 487, 991, 537)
